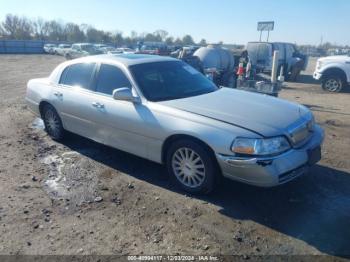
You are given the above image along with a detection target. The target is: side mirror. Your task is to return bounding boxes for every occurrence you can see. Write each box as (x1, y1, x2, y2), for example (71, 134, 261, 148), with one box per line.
(112, 87, 140, 103)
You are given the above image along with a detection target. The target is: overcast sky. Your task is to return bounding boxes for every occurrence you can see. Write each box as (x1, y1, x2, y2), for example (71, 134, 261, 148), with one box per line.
(0, 0, 349, 45)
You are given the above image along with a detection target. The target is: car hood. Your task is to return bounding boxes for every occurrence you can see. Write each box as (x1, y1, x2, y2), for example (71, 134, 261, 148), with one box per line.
(319, 55, 350, 63)
(158, 88, 311, 137)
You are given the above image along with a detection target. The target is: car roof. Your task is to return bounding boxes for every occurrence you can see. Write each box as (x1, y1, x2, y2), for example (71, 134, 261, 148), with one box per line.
(74, 43, 93, 46)
(247, 41, 294, 45)
(73, 54, 178, 67)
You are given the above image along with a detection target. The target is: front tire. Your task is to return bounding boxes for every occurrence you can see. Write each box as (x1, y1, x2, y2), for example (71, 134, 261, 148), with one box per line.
(322, 75, 344, 92)
(166, 139, 216, 194)
(42, 104, 65, 140)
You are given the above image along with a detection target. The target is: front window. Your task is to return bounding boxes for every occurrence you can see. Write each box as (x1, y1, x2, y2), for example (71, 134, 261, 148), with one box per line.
(129, 61, 218, 102)
(95, 64, 131, 95)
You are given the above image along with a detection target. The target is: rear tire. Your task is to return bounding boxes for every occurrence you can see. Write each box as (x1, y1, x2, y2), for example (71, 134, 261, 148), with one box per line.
(166, 139, 216, 194)
(322, 75, 344, 92)
(42, 104, 65, 141)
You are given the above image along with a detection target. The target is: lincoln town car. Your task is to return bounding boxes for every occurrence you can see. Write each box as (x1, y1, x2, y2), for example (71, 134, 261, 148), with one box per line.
(25, 54, 324, 193)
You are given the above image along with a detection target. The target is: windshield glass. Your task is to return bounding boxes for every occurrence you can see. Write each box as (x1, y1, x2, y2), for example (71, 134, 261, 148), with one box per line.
(130, 61, 218, 102)
(81, 45, 96, 52)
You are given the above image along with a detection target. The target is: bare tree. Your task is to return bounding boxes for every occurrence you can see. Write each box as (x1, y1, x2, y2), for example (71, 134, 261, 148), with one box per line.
(46, 20, 66, 41)
(182, 35, 194, 45)
(32, 17, 48, 40)
(0, 24, 5, 37)
(86, 26, 104, 43)
(0, 13, 203, 48)
(154, 29, 168, 41)
(198, 38, 207, 46)
(165, 36, 174, 45)
(112, 31, 124, 46)
(2, 14, 33, 39)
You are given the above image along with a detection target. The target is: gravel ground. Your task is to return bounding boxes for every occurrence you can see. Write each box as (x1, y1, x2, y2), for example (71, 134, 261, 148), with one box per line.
(0, 55, 349, 259)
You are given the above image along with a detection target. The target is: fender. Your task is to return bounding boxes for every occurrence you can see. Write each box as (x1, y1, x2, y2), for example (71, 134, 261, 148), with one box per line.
(319, 63, 349, 82)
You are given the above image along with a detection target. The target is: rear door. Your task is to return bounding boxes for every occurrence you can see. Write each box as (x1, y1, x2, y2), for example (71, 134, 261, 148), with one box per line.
(51, 62, 102, 141)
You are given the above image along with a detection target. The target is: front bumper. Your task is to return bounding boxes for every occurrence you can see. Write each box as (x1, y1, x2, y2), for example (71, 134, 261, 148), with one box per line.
(313, 71, 323, 80)
(216, 125, 324, 187)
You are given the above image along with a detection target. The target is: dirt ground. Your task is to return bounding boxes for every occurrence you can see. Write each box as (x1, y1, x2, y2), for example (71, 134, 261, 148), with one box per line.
(0, 55, 349, 259)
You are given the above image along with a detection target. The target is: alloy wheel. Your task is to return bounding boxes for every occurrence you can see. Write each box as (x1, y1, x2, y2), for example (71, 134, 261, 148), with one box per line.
(171, 147, 206, 188)
(44, 109, 61, 138)
(325, 78, 341, 92)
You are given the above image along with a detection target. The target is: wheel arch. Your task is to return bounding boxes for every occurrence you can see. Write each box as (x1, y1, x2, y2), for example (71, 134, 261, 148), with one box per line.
(321, 67, 347, 82)
(38, 101, 58, 119)
(161, 134, 218, 165)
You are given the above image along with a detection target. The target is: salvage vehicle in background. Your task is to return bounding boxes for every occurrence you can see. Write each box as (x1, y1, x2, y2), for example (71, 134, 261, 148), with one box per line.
(25, 54, 324, 194)
(99, 46, 119, 54)
(54, 44, 71, 56)
(115, 47, 135, 54)
(247, 42, 308, 81)
(100, 47, 135, 54)
(194, 45, 236, 88)
(94, 44, 109, 51)
(170, 46, 200, 58)
(136, 42, 170, 56)
(65, 43, 103, 60)
(313, 55, 350, 92)
(43, 44, 57, 54)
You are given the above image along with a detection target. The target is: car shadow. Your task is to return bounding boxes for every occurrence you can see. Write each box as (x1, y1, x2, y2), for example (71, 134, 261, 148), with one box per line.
(294, 74, 319, 85)
(61, 133, 350, 257)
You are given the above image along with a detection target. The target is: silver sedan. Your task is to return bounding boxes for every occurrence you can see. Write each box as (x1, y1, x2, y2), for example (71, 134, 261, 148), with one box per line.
(25, 54, 324, 194)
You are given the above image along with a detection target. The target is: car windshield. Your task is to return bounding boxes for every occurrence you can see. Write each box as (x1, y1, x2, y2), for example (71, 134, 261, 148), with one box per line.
(129, 61, 218, 102)
(81, 45, 96, 52)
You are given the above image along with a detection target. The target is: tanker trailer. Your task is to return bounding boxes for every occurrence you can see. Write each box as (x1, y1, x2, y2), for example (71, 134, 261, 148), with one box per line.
(193, 45, 236, 88)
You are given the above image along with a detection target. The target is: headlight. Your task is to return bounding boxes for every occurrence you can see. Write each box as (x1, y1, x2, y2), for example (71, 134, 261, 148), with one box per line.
(231, 136, 291, 156)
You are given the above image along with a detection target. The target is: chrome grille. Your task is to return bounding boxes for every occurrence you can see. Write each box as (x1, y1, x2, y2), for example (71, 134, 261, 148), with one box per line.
(289, 119, 314, 146)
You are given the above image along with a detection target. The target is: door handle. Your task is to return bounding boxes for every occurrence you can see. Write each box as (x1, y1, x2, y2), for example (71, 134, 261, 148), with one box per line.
(92, 102, 104, 109)
(54, 92, 63, 97)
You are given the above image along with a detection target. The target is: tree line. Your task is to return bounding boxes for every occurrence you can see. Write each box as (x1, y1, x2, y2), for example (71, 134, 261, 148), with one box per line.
(0, 14, 208, 46)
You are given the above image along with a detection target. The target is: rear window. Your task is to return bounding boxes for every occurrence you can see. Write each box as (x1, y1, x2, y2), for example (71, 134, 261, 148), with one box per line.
(59, 63, 96, 90)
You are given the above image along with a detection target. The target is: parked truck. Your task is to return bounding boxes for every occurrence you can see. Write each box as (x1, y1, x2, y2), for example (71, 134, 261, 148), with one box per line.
(313, 55, 350, 92)
(246, 42, 308, 82)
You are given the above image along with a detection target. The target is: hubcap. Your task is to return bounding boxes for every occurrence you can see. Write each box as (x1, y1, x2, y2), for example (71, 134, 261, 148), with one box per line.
(172, 147, 205, 188)
(44, 110, 60, 137)
(325, 79, 340, 92)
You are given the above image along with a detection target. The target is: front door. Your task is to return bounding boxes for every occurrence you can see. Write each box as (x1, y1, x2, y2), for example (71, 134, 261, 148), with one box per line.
(90, 63, 151, 158)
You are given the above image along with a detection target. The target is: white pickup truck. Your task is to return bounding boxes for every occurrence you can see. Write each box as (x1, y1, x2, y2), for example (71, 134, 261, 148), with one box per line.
(313, 55, 350, 92)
